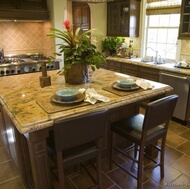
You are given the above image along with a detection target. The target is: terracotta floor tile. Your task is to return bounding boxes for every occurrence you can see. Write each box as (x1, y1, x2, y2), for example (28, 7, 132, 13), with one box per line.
(146, 164, 182, 187)
(176, 141, 190, 156)
(166, 131, 187, 148)
(168, 121, 188, 135)
(107, 165, 149, 189)
(0, 138, 3, 147)
(179, 128, 190, 141)
(165, 174, 190, 189)
(171, 155, 190, 176)
(0, 160, 20, 184)
(0, 177, 25, 189)
(164, 145, 184, 165)
(0, 147, 10, 163)
(143, 179, 163, 189)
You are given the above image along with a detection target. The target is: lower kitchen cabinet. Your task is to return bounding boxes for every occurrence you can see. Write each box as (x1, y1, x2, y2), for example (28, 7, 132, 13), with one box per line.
(105, 59, 159, 82)
(139, 66, 159, 81)
(102, 60, 122, 72)
(0, 106, 34, 188)
(121, 63, 138, 76)
(0, 104, 8, 147)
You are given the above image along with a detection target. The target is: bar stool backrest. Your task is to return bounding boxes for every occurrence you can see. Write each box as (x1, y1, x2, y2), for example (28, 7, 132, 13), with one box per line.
(143, 95, 178, 132)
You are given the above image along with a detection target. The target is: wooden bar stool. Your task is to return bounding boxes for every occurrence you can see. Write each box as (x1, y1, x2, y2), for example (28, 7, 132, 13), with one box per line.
(47, 108, 108, 189)
(109, 95, 178, 189)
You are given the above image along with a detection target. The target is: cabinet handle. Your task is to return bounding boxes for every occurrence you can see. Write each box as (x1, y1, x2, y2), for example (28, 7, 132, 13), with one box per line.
(160, 72, 188, 80)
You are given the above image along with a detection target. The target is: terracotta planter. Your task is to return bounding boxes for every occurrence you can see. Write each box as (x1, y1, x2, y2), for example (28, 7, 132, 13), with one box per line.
(64, 63, 90, 85)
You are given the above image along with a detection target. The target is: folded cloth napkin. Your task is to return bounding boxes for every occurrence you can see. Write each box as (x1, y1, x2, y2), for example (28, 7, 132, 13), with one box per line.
(79, 88, 110, 104)
(135, 79, 154, 90)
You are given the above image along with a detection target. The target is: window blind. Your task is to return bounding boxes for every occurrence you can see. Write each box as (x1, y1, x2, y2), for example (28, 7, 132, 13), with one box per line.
(146, 0, 182, 15)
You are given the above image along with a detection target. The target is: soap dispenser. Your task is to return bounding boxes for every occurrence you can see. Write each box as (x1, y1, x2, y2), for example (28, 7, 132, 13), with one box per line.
(128, 40, 133, 58)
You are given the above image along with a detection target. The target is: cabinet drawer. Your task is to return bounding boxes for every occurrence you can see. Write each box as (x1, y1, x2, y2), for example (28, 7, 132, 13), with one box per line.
(108, 61, 121, 68)
(121, 63, 138, 76)
(139, 67, 159, 81)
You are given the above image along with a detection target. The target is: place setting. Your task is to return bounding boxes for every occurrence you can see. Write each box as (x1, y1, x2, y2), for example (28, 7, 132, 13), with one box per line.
(36, 88, 110, 114)
(51, 89, 85, 105)
(103, 78, 154, 96)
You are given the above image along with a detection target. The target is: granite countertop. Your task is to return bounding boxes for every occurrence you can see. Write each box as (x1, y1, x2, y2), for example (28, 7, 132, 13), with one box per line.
(0, 69, 173, 134)
(107, 56, 190, 75)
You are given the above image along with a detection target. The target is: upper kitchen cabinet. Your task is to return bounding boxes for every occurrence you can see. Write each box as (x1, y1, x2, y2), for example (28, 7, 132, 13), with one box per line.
(72, 2, 90, 34)
(107, 0, 141, 37)
(0, 0, 49, 20)
(179, 0, 190, 39)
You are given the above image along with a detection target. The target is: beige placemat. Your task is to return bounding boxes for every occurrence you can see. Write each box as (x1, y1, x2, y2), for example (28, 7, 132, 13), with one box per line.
(36, 94, 89, 114)
(102, 86, 143, 96)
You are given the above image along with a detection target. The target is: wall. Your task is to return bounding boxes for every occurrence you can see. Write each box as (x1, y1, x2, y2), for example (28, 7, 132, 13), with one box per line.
(1, 0, 189, 61)
(0, 21, 54, 57)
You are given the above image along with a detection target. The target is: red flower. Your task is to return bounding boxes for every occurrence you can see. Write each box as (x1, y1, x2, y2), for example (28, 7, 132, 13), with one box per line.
(63, 20, 72, 33)
(63, 20, 70, 29)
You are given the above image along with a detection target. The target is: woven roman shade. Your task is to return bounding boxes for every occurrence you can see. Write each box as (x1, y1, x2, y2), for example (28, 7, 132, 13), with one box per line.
(146, 0, 181, 15)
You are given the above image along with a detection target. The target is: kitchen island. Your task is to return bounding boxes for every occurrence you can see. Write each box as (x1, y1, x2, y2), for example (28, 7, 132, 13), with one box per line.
(0, 69, 173, 189)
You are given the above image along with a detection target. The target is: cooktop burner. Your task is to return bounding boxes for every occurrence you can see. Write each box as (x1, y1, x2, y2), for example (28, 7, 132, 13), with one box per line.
(0, 53, 60, 76)
(0, 58, 25, 64)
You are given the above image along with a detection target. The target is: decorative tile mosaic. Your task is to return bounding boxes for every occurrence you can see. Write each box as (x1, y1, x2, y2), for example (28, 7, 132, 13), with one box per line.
(0, 21, 55, 57)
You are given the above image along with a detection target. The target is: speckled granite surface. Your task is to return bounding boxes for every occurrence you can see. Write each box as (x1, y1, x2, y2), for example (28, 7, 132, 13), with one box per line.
(107, 56, 190, 75)
(0, 69, 173, 134)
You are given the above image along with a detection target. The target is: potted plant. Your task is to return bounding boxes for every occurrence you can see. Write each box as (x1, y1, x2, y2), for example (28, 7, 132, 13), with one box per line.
(47, 20, 106, 85)
(101, 37, 125, 57)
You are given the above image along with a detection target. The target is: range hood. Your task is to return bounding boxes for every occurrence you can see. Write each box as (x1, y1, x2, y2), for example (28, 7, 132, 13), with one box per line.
(0, 9, 49, 21)
(0, 0, 49, 21)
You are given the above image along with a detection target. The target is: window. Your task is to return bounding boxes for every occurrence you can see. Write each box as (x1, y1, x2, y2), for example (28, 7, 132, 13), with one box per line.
(145, 14, 180, 62)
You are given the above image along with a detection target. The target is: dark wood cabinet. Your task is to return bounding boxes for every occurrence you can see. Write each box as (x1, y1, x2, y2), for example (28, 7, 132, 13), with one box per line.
(138, 66, 159, 81)
(108, 60, 122, 72)
(122, 63, 138, 76)
(104, 59, 159, 82)
(107, 0, 140, 37)
(72, 2, 90, 34)
(0, 0, 49, 20)
(179, 0, 190, 39)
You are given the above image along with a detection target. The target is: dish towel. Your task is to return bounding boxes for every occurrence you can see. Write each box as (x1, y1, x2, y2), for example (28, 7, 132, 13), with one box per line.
(135, 79, 154, 90)
(79, 88, 110, 104)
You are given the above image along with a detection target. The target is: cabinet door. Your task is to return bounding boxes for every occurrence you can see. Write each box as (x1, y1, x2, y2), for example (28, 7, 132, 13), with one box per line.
(107, 2, 120, 36)
(138, 66, 159, 81)
(0, 105, 8, 148)
(179, 0, 190, 39)
(122, 63, 138, 76)
(72, 2, 90, 34)
(108, 60, 122, 72)
(107, 0, 140, 37)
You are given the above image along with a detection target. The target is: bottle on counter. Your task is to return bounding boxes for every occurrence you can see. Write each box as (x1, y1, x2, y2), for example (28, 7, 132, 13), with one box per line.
(128, 40, 133, 58)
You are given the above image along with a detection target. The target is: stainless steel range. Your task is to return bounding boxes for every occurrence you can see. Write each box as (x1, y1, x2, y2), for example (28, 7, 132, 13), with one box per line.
(0, 53, 60, 76)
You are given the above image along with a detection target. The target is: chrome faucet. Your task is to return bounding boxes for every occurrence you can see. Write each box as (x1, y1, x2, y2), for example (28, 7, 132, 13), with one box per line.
(146, 47, 158, 64)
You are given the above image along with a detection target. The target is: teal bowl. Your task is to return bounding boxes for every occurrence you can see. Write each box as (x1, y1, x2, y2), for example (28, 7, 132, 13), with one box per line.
(117, 79, 135, 88)
(56, 89, 79, 101)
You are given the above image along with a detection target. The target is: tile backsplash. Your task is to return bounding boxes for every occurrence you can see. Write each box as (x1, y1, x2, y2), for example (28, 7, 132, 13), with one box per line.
(0, 21, 55, 57)
(1, 21, 190, 62)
